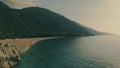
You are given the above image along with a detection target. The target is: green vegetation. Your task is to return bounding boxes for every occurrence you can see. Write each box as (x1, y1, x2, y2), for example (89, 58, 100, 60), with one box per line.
(0, 1, 102, 39)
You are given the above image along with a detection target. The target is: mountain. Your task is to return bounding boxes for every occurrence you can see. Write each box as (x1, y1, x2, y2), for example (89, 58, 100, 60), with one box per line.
(0, 1, 102, 39)
(0, 1, 33, 39)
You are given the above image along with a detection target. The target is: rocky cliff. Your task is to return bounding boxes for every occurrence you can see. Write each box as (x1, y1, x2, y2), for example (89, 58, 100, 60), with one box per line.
(0, 43, 21, 68)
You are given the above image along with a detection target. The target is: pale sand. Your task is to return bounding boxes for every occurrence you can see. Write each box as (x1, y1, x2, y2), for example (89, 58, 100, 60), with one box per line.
(0, 37, 55, 52)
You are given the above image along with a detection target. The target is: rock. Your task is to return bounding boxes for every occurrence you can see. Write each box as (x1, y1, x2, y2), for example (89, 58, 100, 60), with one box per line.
(0, 44, 21, 68)
(1, 61, 10, 68)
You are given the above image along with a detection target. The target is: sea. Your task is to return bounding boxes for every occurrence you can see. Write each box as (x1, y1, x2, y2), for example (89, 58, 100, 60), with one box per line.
(13, 35, 120, 68)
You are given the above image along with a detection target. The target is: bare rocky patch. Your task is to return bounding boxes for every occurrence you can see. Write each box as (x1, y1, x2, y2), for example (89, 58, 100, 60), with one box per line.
(0, 43, 21, 68)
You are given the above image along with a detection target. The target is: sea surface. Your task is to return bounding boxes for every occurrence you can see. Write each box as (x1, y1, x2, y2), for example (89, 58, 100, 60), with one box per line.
(14, 35, 120, 68)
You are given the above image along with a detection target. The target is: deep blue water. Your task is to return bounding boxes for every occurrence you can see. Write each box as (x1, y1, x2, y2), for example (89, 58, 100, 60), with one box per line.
(14, 36, 120, 68)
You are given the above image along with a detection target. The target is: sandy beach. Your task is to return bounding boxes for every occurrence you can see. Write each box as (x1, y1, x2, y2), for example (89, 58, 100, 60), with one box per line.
(0, 37, 54, 52)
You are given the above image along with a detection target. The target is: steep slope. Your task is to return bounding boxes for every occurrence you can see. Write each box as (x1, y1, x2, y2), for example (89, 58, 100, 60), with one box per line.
(0, 1, 101, 39)
(0, 1, 36, 39)
(16, 7, 98, 36)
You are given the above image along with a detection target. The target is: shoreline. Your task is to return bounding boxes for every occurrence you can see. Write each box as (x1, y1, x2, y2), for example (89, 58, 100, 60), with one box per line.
(21, 37, 56, 53)
(0, 37, 56, 68)
(0, 37, 56, 52)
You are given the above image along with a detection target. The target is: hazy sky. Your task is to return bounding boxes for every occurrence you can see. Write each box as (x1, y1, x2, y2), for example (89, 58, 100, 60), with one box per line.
(1, 0, 120, 34)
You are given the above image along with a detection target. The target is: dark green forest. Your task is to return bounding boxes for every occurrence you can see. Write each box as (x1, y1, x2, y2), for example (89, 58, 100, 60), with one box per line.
(0, 1, 105, 39)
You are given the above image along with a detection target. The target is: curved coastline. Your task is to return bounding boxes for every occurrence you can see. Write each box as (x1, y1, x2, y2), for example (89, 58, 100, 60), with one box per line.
(0, 37, 56, 52)
(0, 37, 56, 68)
(21, 37, 56, 53)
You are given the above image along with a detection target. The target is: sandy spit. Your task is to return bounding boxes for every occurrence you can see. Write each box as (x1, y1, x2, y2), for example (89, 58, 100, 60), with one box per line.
(0, 37, 56, 52)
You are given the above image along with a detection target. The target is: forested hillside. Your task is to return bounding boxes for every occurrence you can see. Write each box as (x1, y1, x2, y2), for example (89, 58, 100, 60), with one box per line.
(0, 1, 102, 39)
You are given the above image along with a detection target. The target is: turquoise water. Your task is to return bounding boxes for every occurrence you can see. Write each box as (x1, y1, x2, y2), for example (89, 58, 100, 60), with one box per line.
(14, 36, 120, 68)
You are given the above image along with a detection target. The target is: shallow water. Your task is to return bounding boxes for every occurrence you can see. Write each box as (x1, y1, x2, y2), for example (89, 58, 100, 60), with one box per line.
(14, 36, 120, 68)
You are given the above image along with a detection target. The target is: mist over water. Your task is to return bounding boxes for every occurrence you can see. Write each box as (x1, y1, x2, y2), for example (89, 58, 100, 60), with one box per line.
(14, 36, 120, 68)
